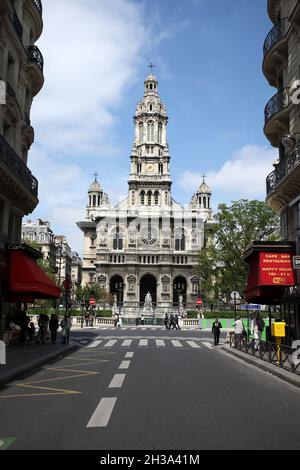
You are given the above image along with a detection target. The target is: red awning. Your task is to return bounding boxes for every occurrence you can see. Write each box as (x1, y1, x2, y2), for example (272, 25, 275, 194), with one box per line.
(10, 251, 61, 301)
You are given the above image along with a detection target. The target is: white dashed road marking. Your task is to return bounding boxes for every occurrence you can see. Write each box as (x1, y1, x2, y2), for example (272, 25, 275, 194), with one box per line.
(121, 340, 132, 347)
(109, 374, 126, 389)
(87, 340, 102, 348)
(104, 340, 118, 348)
(87, 398, 117, 428)
(171, 340, 183, 348)
(119, 360, 131, 370)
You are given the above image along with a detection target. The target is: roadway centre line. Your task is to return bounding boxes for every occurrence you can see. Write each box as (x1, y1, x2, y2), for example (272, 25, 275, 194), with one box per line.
(86, 340, 102, 348)
(87, 397, 117, 428)
(119, 360, 131, 370)
(109, 374, 126, 389)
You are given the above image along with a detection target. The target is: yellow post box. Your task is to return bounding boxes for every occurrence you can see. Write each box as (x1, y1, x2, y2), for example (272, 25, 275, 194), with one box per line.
(271, 322, 286, 364)
(271, 322, 286, 338)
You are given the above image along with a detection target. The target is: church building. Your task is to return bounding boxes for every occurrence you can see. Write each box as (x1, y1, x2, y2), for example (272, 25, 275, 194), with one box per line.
(77, 72, 214, 316)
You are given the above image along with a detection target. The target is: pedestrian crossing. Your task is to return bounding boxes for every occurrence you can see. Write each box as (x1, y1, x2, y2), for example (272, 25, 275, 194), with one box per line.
(86, 337, 217, 350)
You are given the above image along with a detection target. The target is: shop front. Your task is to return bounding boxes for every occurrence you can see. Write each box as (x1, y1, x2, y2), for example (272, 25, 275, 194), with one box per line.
(244, 241, 298, 344)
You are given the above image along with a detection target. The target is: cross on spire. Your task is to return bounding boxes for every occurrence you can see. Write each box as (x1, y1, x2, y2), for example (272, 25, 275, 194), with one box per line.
(94, 172, 98, 181)
(148, 62, 155, 73)
(202, 173, 207, 183)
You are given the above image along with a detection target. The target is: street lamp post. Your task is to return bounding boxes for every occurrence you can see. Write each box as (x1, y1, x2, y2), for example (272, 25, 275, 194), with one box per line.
(115, 282, 123, 318)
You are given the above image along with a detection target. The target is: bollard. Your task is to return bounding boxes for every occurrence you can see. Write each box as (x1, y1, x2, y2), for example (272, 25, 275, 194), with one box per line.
(0, 340, 6, 365)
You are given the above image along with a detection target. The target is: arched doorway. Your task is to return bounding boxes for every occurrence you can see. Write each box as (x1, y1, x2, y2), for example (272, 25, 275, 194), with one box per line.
(173, 276, 187, 306)
(110, 275, 124, 305)
(140, 274, 157, 306)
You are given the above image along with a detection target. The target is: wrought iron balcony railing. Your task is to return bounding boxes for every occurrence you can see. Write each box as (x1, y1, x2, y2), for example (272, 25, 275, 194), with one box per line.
(266, 141, 300, 196)
(0, 134, 38, 198)
(264, 88, 290, 124)
(27, 45, 44, 74)
(263, 20, 286, 58)
(32, 0, 43, 16)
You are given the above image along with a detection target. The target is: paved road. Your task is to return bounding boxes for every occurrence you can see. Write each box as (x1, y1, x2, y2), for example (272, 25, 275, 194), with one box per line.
(1, 328, 300, 450)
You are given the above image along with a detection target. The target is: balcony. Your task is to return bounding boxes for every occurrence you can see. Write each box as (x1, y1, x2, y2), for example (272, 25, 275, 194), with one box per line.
(266, 142, 300, 210)
(27, 45, 44, 96)
(32, 0, 42, 16)
(264, 88, 291, 147)
(0, 134, 38, 199)
(263, 20, 288, 87)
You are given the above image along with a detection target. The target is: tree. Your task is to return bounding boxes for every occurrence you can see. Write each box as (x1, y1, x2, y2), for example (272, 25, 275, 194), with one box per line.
(197, 199, 280, 302)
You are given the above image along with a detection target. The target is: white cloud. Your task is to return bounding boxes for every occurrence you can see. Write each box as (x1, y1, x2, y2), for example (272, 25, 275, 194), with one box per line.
(32, 0, 148, 156)
(178, 145, 278, 206)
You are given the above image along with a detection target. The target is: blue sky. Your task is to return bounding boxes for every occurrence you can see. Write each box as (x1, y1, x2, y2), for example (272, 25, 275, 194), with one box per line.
(29, 0, 276, 253)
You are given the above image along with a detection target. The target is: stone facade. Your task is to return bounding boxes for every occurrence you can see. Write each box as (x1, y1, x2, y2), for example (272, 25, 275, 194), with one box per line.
(77, 74, 215, 316)
(264, 0, 300, 336)
(71, 251, 82, 289)
(22, 218, 56, 269)
(55, 235, 72, 287)
(0, 0, 44, 336)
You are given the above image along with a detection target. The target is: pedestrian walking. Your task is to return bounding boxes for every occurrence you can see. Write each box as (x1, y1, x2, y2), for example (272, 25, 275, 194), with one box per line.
(49, 314, 59, 344)
(36, 313, 49, 344)
(141, 315, 145, 326)
(18, 308, 30, 344)
(251, 314, 265, 350)
(233, 316, 245, 347)
(169, 313, 177, 330)
(164, 313, 169, 330)
(28, 322, 36, 343)
(175, 313, 181, 330)
(212, 319, 222, 346)
(60, 315, 72, 345)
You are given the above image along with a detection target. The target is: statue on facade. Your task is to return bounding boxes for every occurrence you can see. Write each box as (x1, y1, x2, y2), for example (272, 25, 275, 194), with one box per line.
(143, 291, 153, 316)
(112, 294, 118, 316)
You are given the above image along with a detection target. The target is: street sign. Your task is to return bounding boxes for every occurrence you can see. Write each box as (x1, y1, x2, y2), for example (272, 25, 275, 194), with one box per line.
(293, 256, 300, 270)
(89, 297, 96, 306)
(196, 298, 203, 305)
(240, 304, 261, 311)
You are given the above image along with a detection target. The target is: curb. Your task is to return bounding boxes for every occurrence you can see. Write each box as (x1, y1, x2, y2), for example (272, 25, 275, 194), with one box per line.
(221, 346, 300, 389)
(0, 343, 79, 388)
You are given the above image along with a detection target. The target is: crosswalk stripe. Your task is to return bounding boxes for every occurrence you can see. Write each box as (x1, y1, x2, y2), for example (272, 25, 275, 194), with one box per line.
(171, 340, 183, 348)
(156, 339, 165, 347)
(202, 342, 214, 350)
(87, 397, 117, 428)
(87, 340, 102, 348)
(125, 352, 134, 358)
(104, 340, 117, 348)
(121, 340, 132, 347)
(186, 341, 201, 349)
(139, 339, 148, 346)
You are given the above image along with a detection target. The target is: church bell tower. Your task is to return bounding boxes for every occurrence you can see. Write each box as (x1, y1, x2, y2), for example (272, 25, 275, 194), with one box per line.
(128, 69, 172, 208)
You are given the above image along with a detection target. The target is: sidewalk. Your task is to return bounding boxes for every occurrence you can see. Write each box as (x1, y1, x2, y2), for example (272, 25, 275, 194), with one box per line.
(0, 339, 78, 388)
(221, 344, 300, 389)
